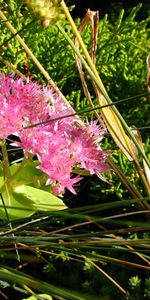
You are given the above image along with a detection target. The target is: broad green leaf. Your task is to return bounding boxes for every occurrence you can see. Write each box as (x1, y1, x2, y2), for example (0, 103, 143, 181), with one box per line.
(0, 158, 67, 220)
(0, 160, 40, 219)
(13, 185, 66, 211)
(0, 189, 36, 220)
(0, 185, 67, 220)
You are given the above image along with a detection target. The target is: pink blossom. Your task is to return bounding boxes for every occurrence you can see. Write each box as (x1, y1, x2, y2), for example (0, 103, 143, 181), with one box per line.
(0, 73, 54, 138)
(0, 74, 108, 195)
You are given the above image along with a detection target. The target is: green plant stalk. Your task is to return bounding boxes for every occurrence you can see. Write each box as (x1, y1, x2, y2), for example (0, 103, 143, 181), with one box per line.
(57, 22, 150, 196)
(0, 18, 36, 49)
(0, 141, 10, 180)
(0, 266, 98, 300)
(1, 141, 13, 208)
(0, 10, 71, 108)
(24, 91, 150, 128)
(56, 22, 149, 166)
(60, 2, 150, 161)
(84, 256, 127, 297)
(0, 142, 20, 261)
(58, 4, 150, 193)
(61, 0, 108, 99)
(0, 11, 50, 81)
(0, 141, 12, 222)
(0, 56, 27, 80)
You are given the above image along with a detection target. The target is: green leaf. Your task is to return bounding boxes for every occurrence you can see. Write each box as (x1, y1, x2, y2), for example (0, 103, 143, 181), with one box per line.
(0, 185, 67, 220)
(0, 158, 67, 220)
(0, 189, 36, 220)
(13, 185, 67, 212)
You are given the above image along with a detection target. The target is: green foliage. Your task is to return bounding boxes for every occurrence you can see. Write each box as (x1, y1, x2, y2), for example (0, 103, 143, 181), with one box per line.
(1, 2, 150, 128)
(127, 276, 150, 300)
(0, 1, 150, 300)
(128, 276, 143, 299)
(145, 278, 150, 299)
(0, 159, 66, 220)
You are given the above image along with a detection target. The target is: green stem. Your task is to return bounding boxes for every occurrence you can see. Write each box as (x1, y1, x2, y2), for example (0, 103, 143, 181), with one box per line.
(0, 10, 69, 107)
(57, 22, 150, 169)
(0, 56, 27, 80)
(0, 142, 20, 261)
(59, 2, 150, 194)
(0, 140, 11, 207)
(1, 140, 10, 180)
(61, 1, 110, 99)
(0, 11, 50, 81)
(61, 1, 108, 98)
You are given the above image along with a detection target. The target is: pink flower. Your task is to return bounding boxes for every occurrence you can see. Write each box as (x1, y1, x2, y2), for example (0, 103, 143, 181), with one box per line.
(0, 74, 54, 138)
(0, 73, 108, 195)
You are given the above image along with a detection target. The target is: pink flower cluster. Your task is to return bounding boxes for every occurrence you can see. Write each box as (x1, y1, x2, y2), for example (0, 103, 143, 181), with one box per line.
(0, 74, 108, 195)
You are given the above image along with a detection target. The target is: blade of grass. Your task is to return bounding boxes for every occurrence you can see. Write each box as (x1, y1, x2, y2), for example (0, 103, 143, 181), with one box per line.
(0, 266, 100, 300)
(83, 256, 128, 298)
(60, 1, 150, 177)
(72, 7, 150, 207)
(0, 10, 70, 108)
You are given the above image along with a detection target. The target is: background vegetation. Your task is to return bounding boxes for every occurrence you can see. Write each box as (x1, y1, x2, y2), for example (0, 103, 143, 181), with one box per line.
(0, 1, 150, 299)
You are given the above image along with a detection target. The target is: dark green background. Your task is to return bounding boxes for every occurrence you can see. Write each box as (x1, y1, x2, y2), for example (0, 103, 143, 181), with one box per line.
(67, 0, 150, 20)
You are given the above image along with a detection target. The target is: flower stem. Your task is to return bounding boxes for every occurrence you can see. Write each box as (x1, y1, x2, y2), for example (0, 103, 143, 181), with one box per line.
(1, 140, 10, 180)
(0, 141, 20, 261)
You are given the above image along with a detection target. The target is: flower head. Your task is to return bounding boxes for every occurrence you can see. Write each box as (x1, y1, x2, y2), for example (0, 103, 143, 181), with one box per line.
(0, 74, 52, 138)
(0, 73, 108, 195)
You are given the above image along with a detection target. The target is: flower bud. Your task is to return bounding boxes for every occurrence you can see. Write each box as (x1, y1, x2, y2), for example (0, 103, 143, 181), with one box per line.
(25, 0, 64, 27)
